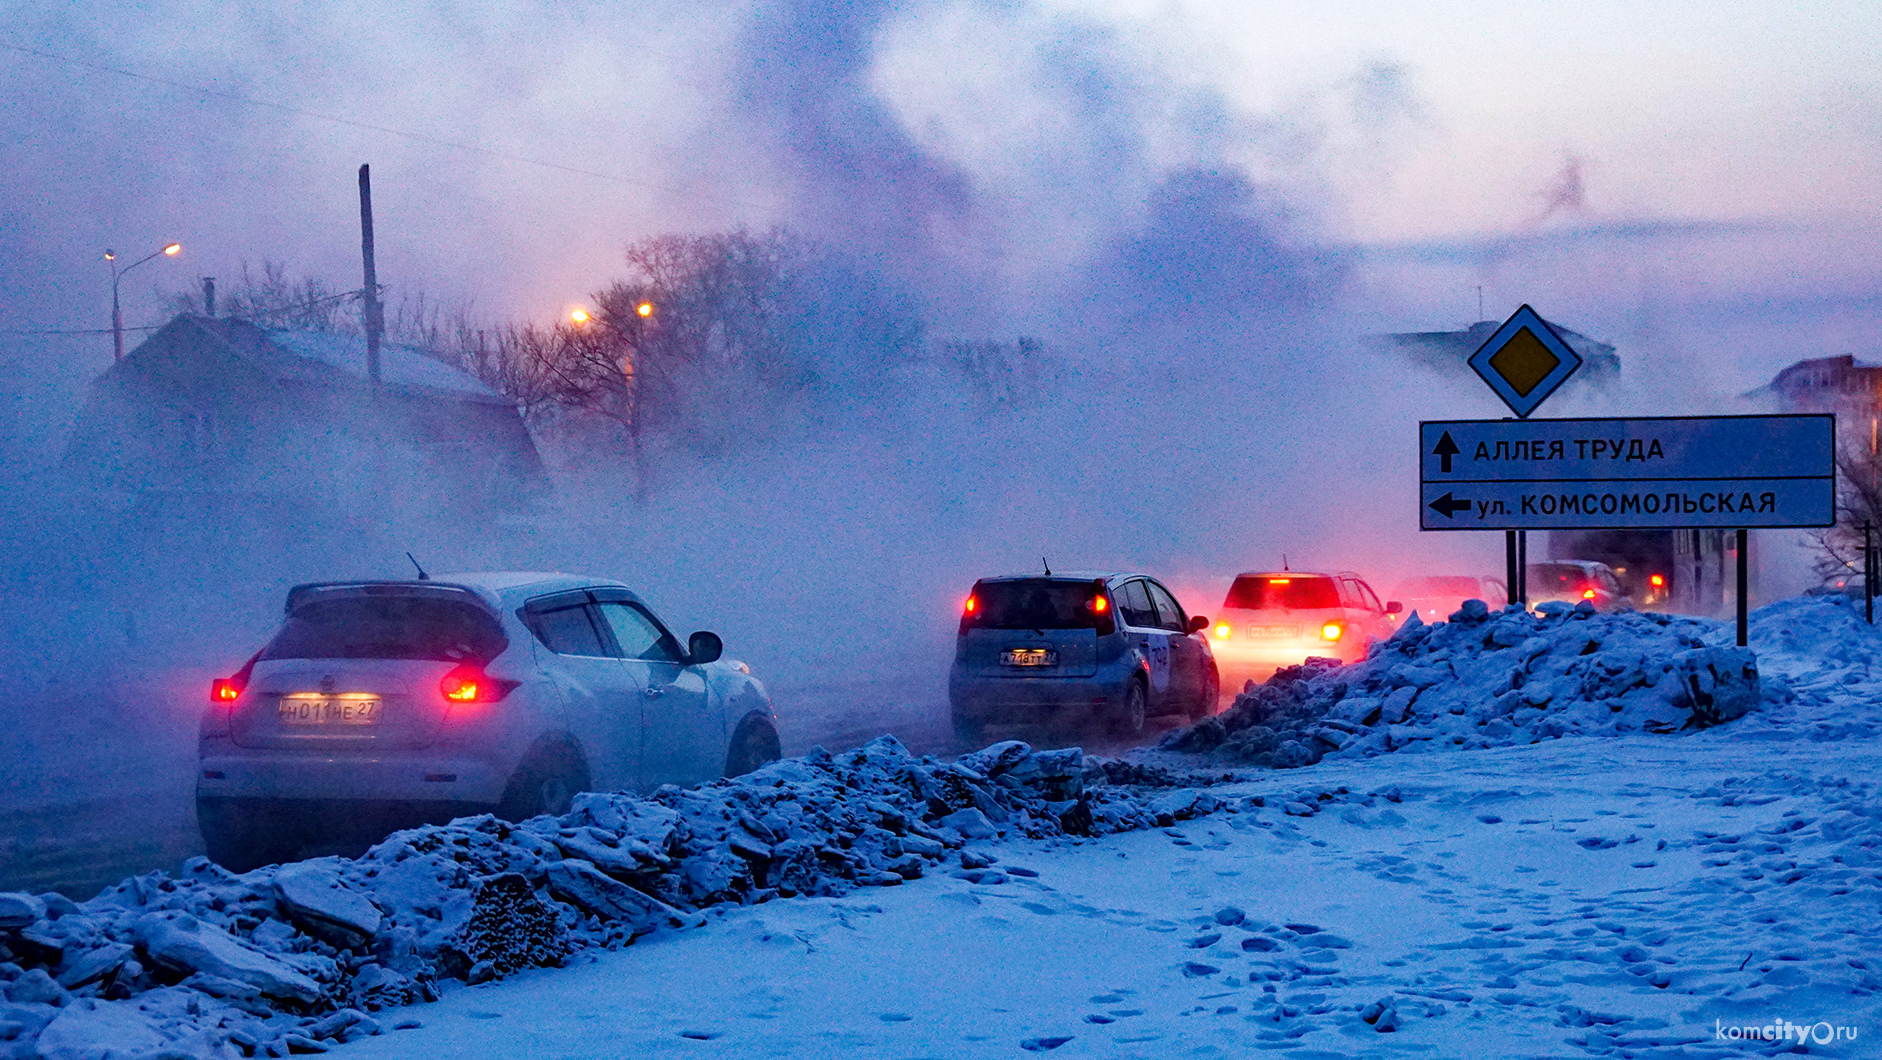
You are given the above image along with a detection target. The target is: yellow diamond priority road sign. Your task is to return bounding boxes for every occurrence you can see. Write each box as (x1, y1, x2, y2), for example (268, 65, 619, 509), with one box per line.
(1467, 304, 1583, 418)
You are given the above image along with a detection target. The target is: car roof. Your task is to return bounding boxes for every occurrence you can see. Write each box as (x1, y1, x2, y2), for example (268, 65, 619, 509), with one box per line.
(285, 572, 633, 614)
(1230, 570, 1358, 580)
(977, 571, 1148, 586)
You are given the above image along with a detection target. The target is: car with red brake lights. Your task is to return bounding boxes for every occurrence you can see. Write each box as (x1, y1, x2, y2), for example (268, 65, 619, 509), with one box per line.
(1526, 560, 1633, 612)
(1388, 574, 1508, 623)
(197, 573, 778, 870)
(1208, 571, 1400, 694)
(948, 572, 1218, 744)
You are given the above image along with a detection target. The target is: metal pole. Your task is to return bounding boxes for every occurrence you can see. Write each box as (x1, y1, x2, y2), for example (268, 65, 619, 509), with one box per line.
(1518, 530, 1528, 606)
(1736, 528, 1748, 648)
(1505, 530, 1518, 608)
(358, 164, 383, 386)
(1866, 522, 1874, 624)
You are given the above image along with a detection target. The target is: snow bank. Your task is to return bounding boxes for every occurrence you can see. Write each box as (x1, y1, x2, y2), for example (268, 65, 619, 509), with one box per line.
(1739, 592, 1882, 740)
(0, 736, 1163, 1058)
(1163, 599, 1778, 767)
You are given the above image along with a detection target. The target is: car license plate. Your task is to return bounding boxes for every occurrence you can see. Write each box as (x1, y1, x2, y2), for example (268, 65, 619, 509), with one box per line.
(278, 695, 382, 726)
(1250, 625, 1300, 638)
(1002, 649, 1057, 667)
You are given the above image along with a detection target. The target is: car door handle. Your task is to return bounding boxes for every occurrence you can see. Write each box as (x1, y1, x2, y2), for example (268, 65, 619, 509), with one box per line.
(642, 686, 665, 699)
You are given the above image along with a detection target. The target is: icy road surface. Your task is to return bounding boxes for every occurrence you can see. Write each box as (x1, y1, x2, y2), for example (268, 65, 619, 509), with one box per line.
(345, 733, 1880, 1059)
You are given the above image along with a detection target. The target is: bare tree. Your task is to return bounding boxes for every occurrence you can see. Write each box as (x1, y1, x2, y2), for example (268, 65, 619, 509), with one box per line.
(166, 261, 356, 331)
(1810, 441, 1882, 585)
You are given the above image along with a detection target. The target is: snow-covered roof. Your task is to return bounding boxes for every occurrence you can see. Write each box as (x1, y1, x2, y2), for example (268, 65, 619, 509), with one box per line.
(264, 329, 501, 400)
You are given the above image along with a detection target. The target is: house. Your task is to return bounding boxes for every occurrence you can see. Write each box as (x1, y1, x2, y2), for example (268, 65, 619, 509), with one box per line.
(61, 315, 548, 518)
(1383, 318, 1621, 388)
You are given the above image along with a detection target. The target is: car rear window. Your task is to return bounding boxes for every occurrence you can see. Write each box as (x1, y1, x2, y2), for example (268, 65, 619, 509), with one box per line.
(971, 579, 1103, 630)
(1529, 564, 1588, 592)
(1223, 575, 1340, 610)
(262, 594, 507, 662)
(1394, 576, 1480, 597)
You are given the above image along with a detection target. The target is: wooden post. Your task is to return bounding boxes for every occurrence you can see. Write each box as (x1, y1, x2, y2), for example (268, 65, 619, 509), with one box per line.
(358, 164, 384, 386)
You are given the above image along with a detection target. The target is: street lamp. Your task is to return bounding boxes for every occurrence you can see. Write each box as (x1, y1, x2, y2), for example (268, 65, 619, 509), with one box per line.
(104, 242, 180, 360)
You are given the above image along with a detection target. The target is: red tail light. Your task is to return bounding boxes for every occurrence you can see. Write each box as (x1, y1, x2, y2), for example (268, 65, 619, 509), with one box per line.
(210, 651, 261, 704)
(439, 663, 517, 705)
(1650, 574, 1665, 587)
(1091, 595, 1108, 613)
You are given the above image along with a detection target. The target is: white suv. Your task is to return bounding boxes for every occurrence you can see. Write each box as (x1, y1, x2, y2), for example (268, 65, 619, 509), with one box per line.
(196, 572, 778, 870)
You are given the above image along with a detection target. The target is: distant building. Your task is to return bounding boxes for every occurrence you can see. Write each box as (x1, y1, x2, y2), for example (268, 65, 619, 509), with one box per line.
(1755, 354, 1882, 416)
(1383, 318, 1621, 389)
(62, 315, 548, 517)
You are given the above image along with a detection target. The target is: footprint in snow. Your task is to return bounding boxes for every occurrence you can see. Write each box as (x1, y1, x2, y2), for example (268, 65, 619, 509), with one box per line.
(1019, 1036, 1073, 1051)
(877, 1013, 912, 1023)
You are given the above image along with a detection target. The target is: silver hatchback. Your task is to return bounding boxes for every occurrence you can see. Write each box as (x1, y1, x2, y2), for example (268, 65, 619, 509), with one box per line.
(197, 572, 778, 870)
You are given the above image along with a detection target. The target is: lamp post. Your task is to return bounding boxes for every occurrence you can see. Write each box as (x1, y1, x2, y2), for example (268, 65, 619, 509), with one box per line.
(105, 242, 180, 360)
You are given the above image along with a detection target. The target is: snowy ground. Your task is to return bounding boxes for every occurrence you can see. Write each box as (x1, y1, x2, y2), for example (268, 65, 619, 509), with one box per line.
(335, 731, 1880, 1059)
(5, 596, 1880, 1058)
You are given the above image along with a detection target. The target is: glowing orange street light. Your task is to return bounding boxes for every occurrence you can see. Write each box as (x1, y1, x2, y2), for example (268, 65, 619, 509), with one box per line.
(569, 308, 591, 325)
(106, 241, 182, 360)
(636, 301, 653, 318)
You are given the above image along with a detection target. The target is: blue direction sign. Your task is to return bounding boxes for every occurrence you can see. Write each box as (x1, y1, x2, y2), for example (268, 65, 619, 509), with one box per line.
(1419, 414, 1835, 530)
(1467, 305, 1583, 418)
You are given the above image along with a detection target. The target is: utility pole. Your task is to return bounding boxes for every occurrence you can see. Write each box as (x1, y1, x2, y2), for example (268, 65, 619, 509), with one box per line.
(358, 164, 384, 386)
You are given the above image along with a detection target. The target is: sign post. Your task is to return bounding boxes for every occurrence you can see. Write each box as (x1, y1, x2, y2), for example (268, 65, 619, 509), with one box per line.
(1428, 304, 1835, 646)
(1466, 305, 1585, 607)
(1420, 414, 1835, 645)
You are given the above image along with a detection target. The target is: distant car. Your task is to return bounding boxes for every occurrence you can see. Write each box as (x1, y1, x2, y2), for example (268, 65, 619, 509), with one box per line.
(1527, 560, 1633, 611)
(197, 573, 778, 870)
(1389, 574, 1508, 623)
(948, 572, 1218, 743)
(1208, 571, 1401, 692)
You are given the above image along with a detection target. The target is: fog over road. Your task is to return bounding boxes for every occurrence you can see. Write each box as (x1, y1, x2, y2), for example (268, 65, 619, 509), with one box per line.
(0, 631, 1189, 899)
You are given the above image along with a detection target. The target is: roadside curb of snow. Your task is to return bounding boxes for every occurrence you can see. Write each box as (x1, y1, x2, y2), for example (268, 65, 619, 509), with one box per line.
(1159, 599, 1790, 768)
(0, 735, 1386, 1059)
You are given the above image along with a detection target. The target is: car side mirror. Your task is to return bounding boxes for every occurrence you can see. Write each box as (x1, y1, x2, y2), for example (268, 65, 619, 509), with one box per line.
(687, 631, 723, 665)
(1385, 601, 1403, 615)
(1187, 614, 1210, 634)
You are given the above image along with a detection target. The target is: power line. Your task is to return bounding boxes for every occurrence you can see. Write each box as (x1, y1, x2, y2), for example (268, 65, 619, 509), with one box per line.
(0, 324, 161, 336)
(0, 285, 365, 336)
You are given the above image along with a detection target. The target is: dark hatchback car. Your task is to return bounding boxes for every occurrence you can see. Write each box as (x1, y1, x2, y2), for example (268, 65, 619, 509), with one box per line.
(948, 572, 1218, 743)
